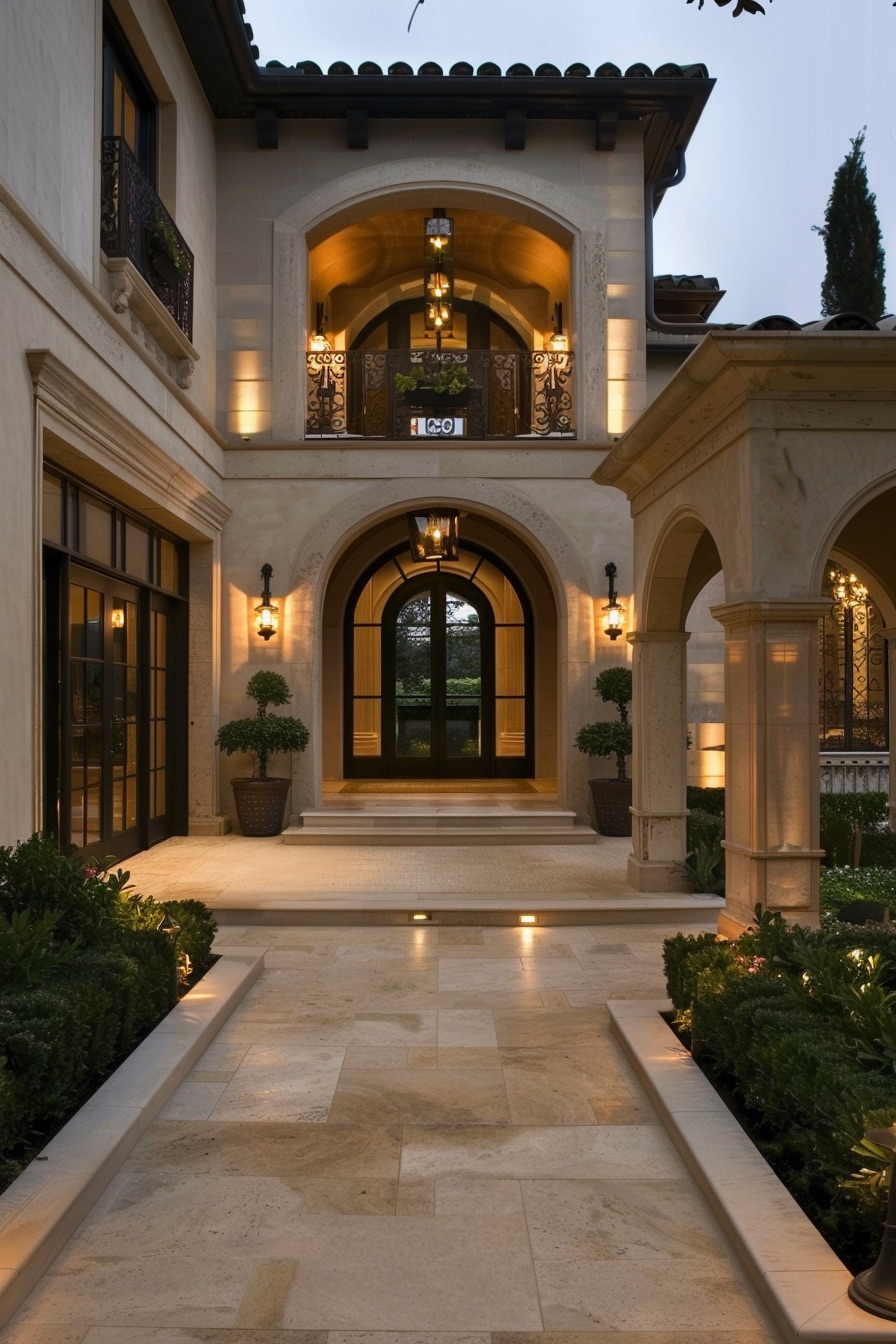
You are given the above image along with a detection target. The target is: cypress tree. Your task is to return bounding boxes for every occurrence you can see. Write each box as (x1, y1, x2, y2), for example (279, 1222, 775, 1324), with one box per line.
(813, 128, 886, 319)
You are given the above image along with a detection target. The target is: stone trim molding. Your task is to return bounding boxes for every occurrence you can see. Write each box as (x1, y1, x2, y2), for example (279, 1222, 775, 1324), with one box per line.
(28, 350, 230, 538)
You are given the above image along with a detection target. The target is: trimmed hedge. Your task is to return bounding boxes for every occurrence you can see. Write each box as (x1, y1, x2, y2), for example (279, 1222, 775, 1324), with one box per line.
(664, 917, 896, 1270)
(0, 835, 218, 1186)
(0, 932, 176, 1152)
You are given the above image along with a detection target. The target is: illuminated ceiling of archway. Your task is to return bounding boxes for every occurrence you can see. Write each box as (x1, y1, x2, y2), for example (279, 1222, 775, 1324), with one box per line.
(310, 207, 570, 305)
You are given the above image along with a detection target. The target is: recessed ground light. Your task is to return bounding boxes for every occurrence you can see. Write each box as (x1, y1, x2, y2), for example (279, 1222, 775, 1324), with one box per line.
(409, 912, 432, 922)
(519, 914, 538, 925)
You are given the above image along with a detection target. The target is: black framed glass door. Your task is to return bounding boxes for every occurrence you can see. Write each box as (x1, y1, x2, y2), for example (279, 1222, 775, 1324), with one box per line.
(383, 575, 493, 777)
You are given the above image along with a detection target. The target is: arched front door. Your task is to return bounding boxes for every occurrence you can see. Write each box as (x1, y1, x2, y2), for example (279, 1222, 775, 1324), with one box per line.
(345, 544, 533, 779)
(383, 574, 492, 777)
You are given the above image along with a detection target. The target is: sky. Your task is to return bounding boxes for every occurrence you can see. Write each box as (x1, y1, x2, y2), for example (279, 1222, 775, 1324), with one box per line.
(244, 0, 894, 324)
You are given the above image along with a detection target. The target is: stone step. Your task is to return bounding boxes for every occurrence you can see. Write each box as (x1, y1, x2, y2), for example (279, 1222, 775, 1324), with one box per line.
(285, 808, 597, 845)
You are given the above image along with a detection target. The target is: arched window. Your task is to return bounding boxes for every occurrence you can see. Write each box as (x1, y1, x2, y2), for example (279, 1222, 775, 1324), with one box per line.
(819, 564, 889, 751)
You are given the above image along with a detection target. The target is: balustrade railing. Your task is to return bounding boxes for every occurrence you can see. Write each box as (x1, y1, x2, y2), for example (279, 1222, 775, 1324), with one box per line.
(100, 137, 194, 341)
(305, 349, 575, 439)
(820, 753, 890, 795)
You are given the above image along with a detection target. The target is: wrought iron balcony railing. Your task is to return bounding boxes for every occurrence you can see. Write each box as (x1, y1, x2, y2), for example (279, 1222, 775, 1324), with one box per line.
(306, 350, 576, 439)
(100, 137, 194, 341)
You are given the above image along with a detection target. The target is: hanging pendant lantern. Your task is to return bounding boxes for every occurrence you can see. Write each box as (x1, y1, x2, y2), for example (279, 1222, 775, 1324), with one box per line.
(407, 509, 460, 562)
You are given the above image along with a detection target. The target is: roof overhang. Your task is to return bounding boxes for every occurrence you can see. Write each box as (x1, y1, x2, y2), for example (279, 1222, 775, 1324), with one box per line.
(164, 0, 713, 180)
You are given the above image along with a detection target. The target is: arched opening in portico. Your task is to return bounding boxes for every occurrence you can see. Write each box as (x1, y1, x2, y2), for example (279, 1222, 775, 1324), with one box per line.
(627, 513, 724, 894)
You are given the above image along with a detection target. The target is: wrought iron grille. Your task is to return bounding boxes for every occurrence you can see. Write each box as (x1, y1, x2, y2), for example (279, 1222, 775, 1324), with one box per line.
(100, 136, 194, 341)
(819, 585, 888, 752)
(304, 349, 576, 440)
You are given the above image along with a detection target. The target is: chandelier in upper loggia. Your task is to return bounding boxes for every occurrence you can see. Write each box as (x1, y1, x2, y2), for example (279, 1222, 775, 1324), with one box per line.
(424, 211, 454, 350)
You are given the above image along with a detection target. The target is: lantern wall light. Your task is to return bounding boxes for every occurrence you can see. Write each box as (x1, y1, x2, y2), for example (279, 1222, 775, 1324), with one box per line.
(255, 563, 279, 640)
(601, 561, 626, 640)
(548, 301, 569, 352)
(309, 301, 330, 352)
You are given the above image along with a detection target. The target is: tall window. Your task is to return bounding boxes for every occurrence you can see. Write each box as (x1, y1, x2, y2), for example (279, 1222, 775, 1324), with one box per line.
(103, 11, 156, 180)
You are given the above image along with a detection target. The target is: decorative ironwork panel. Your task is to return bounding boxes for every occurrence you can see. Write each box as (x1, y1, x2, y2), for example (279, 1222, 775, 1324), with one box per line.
(531, 352, 575, 436)
(306, 352, 346, 434)
(485, 351, 522, 437)
(100, 137, 194, 340)
(819, 588, 888, 751)
(302, 349, 576, 441)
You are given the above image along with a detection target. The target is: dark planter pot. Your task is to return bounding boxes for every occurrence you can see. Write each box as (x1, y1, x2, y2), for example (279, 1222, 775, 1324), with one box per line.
(406, 387, 471, 409)
(231, 778, 292, 836)
(588, 778, 633, 836)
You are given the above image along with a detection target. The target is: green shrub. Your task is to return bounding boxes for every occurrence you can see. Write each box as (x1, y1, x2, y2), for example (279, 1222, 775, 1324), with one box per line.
(0, 909, 82, 991)
(820, 792, 889, 830)
(0, 834, 123, 946)
(664, 918, 896, 1268)
(821, 810, 858, 867)
(821, 866, 896, 918)
(680, 809, 726, 894)
(686, 786, 725, 817)
(163, 899, 217, 977)
(860, 829, 896, 869)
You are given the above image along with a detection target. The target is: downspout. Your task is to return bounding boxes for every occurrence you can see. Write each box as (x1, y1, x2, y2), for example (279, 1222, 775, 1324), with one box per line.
(644, 149, 725, 336)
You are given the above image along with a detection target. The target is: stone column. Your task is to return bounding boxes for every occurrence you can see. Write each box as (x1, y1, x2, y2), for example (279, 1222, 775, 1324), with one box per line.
(711, 600, 829, 936)
(627, 631, 691, 893)
(883, 627, 896, 831)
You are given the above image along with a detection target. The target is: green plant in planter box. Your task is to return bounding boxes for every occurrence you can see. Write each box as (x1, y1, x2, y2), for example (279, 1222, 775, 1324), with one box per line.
(393, 364, 471, 396)
(215, 671, 309, 781)
(574, 665, 632, 780)
(145, 216, 190, 279)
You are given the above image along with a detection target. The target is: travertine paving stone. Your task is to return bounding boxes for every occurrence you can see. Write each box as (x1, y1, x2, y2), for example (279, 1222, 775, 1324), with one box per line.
(0, 922, 781, 1343)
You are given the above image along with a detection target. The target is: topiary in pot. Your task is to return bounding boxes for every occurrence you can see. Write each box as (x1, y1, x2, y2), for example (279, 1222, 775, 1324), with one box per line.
(575, 665, 633, 836)
(215, 671, 309, 835)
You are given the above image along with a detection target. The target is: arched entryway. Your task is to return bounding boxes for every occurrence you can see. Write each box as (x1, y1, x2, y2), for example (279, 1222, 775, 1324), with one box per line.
(344, 541, 534, 779)
(319, 506, 561, 792)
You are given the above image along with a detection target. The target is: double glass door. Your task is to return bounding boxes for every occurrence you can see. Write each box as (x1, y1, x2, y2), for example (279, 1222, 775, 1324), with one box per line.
(384, 575, 492, 777)
(44, 559, 185, 859)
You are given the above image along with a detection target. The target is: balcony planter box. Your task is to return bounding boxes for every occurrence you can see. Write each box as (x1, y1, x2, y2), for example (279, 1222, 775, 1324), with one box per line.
(405, 387, 472, 409)
(148, 245, 183, 287)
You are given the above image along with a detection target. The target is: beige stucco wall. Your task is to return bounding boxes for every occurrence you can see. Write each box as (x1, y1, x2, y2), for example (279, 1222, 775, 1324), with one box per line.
(0, 0, 230, 845)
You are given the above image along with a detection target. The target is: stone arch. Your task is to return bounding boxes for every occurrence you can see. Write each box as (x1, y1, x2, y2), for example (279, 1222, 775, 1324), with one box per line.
(281, 477, 595, 809)
(270, 159, 605, 439)
(641, 509, 725, 634)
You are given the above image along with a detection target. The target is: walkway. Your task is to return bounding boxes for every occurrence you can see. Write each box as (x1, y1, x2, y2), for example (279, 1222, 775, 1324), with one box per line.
(0, 839, 779, 1342)
(108, 834, 720, 923)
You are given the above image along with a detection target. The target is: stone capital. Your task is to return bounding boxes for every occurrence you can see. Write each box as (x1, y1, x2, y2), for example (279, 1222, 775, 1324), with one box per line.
(709, 599, 830, 629)
(627, 630, 691, 645)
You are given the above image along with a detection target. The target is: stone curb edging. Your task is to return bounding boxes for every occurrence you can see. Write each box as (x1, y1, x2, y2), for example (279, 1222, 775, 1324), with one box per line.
(608, 1000, 896, 1343)
(0, 947, 266, 1330)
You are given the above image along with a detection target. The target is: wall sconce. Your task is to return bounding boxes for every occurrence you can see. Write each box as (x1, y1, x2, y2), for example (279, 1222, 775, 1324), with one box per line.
(111, 607, 125, 629)
(255, 563, 279, 640)
(601, 561, 626, 640)
(407, 509, 460, 563)
(548, 301, 568, 352)
(828, 564, 869, 619)
(309, 301, 330, 352)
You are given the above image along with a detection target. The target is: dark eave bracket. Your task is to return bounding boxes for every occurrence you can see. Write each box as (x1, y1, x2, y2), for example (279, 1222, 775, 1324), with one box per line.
(255, 105, 278, 148)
